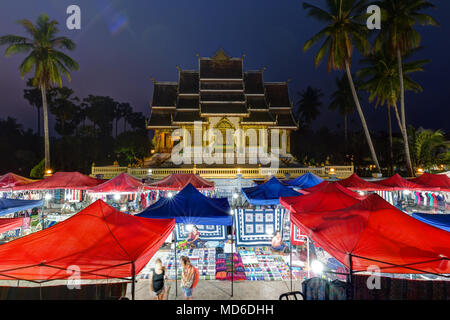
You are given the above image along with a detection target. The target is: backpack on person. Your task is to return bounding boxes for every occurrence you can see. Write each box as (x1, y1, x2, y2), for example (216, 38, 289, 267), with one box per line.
(192, 267, 199, 289)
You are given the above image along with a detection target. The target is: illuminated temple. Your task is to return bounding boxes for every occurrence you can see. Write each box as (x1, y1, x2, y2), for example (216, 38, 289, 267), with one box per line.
(91, 50, 353, 184)
(145, 49, 298, 168)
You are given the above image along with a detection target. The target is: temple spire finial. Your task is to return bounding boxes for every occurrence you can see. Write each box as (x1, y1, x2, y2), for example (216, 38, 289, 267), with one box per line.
(212, 48, 230, 61)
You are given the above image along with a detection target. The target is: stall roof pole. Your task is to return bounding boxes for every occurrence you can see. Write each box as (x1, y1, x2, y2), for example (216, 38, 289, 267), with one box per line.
(174, 230, 178, 297)
(131, 262, 136, 300)
(290, 220, 293, 292)
(347, 254, 353, 300)
(231, 209, 235, 297)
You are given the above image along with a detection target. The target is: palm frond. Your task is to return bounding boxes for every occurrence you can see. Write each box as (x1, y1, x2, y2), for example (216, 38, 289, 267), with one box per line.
(4, 43, 33, 57)
(0, 35, 28, 45)
(302, 2, 333, 22)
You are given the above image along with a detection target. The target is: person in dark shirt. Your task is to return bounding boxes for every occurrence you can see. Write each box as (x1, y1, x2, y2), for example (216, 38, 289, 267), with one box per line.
(149, 258, 167, 300)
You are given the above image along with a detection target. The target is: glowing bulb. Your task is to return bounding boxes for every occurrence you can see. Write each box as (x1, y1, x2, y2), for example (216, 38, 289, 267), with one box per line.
(114, 194, 121, 200)
(329, 168, 335, 174)
(44, 193, 52, 201)
(148, 169, 152, 174)
(167, 192, 173, 198)
(233, 193, 239, 199)
(186, 224, 194, 232)
(311, 260, 324, 274)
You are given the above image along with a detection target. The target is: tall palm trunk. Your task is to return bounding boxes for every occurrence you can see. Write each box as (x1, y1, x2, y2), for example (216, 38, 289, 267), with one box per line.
(37, 107, 41, 137)
(392, 102, 414, 175)
(344, 114, 348, 151)
(40, 86, 51, 171)
(397, 49, 414, 177)
(345, 60, 381, 172)
(387, 105, 394, 175)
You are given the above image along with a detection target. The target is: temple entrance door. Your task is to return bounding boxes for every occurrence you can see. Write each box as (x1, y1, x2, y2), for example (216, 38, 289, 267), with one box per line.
(215, 118, 235, 158)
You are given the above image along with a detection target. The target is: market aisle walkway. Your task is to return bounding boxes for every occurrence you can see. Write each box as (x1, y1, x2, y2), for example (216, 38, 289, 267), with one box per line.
(127, 279, 304, 300)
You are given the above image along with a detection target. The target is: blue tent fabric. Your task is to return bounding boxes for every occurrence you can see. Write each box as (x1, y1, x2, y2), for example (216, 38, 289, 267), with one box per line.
(137, 183, 232, 226)
(0, 199, 43, 217)
(412, 213, 450, 232)
(285, 173, 324, 189)
(242, 177, 301, 206)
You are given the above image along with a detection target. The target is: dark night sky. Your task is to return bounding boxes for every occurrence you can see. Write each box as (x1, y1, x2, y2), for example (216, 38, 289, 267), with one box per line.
(0, 0, 449, 135)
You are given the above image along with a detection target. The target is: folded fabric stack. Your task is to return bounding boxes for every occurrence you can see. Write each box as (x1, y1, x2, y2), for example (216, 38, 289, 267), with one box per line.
(238, 246, 304, 281)
(195, 248, 217, 280)
(215, 253, 246, 281)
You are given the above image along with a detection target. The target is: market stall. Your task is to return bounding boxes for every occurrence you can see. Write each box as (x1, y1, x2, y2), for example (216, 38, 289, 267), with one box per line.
(337, 173, 394, 192)
(145, 173, 216, 204)
(286, 193, 450, 297)
(0, 200, 175, 299)
(0, 198, 43, 240)
(88, 172, 145, 212)
(0, 173, 36, 193)
(284, 172, 324, 190)
(137, 183, 235, 295)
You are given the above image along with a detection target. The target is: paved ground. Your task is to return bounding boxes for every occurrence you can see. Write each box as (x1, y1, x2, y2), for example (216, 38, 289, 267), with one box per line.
(126, 279, 304, 300)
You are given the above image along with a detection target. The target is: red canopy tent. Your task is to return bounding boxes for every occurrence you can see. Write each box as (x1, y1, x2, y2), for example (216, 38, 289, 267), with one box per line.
(290, 194, 450, 275)
(0, 200, 174, 282)
(0, 218, 24, 234)
(145, 173, 215, 191)
(88, 173, 143, 194)
(280, 182, 364, 214)
(338, 173, 394, 192)
(297, 181, 330, 194)
(13, 172, 103, 191)
(0, 173, 36, 191)
(410, 173, 450, 192)
(374, 174, 438, 191)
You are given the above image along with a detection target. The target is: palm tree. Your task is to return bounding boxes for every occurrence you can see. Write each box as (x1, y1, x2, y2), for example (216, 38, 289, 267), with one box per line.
(294, 86, 323, 128)
(302, 0, 381, 172)
(374, 0, 439, 176)
(358, 49, 429, 173)
(329, 74, 359, 149)
(409, 127, 450, 171)
(0, 14, 79, 171)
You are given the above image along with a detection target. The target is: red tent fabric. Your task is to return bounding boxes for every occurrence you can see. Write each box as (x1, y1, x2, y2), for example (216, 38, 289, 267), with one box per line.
(0, 200, 174, 281)
(0, 173, 36, 191)
(0, 218, 24, 234)
(374, 174, 438, 191)
(338, 173, 394, 191)
(290, 194, 450, 274)
(280, 182, 364, 214)
(298, 181, 330, 194)
(145, 173, 215, 191)
(13, 172, 103, 191)
(88, 173, 143, 194)
(410, 173, 450, 192)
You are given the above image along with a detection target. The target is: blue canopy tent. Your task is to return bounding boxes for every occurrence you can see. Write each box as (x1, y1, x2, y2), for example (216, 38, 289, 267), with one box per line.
(137, 183, 232, 226)
(284, 172, 324, 189)
(0, 199, 44, 217)
(137, 183, 233, 296)
(242, 177, 301, 206)
(412, 213, 450, 232)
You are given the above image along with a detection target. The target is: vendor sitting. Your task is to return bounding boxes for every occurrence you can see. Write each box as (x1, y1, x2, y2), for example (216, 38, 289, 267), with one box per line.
(186, 226, 201, 248)
(271, 231, 288, 253)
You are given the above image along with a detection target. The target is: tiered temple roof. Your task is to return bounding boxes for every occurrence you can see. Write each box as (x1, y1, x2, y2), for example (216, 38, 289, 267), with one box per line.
(147, 49, 298, 129)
